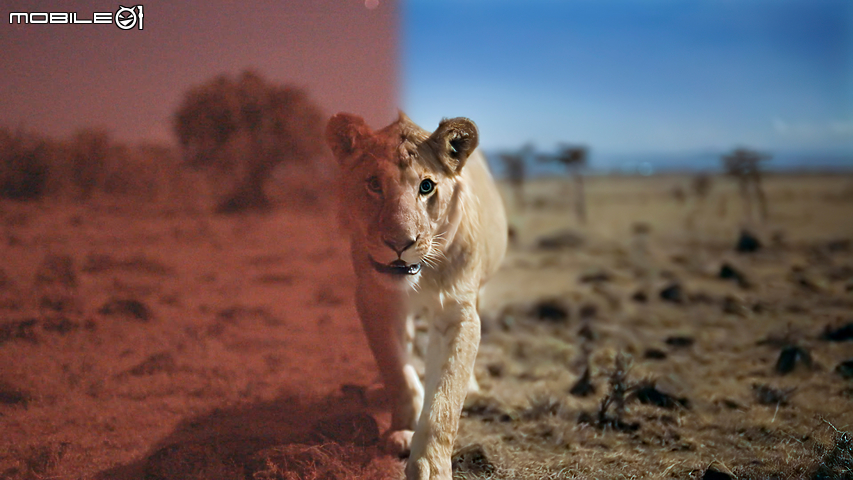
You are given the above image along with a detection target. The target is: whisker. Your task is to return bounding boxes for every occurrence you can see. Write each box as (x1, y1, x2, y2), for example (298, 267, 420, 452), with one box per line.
(421, 254, 437, 269)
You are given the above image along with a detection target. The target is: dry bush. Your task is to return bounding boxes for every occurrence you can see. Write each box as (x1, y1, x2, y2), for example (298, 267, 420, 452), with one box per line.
(174, 70, 328, 213)
(0, 127, 53, 201)
(0, 125, 188, 205)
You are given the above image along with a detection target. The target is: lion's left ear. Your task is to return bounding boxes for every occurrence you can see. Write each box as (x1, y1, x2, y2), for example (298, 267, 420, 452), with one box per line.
(325, 113, 372, 165)
(428, 117, 479, 174)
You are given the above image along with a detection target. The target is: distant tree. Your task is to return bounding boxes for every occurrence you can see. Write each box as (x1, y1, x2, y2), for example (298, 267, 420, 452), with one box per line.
(498, 143, 533, 209)
(722, 148, 770, 222)
(684, 173, 714, 231)
(174, 70, 326, 213)
(547, 144, 589, 224)
(0, 128, 51, 201)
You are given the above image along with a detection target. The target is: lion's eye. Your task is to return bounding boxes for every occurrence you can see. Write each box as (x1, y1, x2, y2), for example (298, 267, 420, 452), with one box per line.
(367, 177, 382, 194)
(419, 179, 435, 195)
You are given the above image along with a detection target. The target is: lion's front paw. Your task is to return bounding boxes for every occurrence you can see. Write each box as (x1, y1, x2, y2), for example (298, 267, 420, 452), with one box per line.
(383, 429, 414, 458)
(405, 455, 452, 480)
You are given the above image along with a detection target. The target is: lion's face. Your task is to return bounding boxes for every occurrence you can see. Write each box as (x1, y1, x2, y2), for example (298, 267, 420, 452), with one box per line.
(326, 113, 479, 290)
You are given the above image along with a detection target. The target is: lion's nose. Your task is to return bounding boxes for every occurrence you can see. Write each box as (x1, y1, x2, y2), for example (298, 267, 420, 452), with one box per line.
(384, 236, 417, 256)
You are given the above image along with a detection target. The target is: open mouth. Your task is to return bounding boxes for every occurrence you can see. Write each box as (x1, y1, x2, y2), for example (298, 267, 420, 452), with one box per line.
(370, 257, 422, 276)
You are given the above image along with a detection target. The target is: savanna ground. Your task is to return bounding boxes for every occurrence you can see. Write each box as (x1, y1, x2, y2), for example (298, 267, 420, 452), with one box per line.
(0, 172, 851, 479)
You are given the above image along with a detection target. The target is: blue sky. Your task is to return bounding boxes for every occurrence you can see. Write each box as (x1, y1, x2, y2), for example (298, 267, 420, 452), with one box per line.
(402, 0, 852, 158)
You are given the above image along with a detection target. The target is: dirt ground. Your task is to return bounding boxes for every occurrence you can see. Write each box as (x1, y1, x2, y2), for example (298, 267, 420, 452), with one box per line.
(1, 173, 851, 479)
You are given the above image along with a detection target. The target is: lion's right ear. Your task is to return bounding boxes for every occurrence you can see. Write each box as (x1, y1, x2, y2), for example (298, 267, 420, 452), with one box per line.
(427, 117, 479, 174)
(325, 113, 371, 164)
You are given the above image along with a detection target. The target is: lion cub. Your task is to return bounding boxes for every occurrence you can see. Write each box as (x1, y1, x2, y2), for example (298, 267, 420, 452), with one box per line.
(326, 112, 507, 480)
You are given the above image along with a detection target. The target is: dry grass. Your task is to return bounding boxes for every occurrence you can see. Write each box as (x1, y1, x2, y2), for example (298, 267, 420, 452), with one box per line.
(0, 173, 851, 479)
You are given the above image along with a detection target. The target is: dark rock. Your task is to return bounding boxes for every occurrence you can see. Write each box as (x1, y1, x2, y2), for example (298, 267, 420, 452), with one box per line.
(531, 299, 570, 323)
(736, 230, 762, 253)
(39, 295, 77, 313)
(702, 466, 734, 480)
(631, 290, 648, 303)
(41, 316, 79, 335)
(836, 360, 853, 380)
(632, 222, 651, 235)
(719, 399, 743, 410)
(719, 263, 750, 288)
(452, 444, 495, 476)
(820, 322, 853, 342)
(128, 352, 176, 376)
(826, 239, 851, 252)
(775, 345, 812, 375)
(578, 411, 640, 432)
(579, 269, 611, 283)
(0, 318, 39, 345)
(659, 283, 684, 303)
(537, 229, 584, 250)
(643, 348, 667, 360)
(0, 381, 30, 406)
(665, 336, 695, 348)
(633, 382, 689, 409)
(99, 298, 152, 322)
(718, 263, 739, 279)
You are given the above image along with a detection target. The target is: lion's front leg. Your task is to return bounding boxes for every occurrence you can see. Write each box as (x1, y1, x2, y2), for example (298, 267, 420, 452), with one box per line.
(354, 281, 424, 456)
(406, 301, 480, 480)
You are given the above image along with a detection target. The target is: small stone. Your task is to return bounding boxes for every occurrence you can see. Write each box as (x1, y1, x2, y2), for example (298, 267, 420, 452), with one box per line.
(735, 230, 762, 253)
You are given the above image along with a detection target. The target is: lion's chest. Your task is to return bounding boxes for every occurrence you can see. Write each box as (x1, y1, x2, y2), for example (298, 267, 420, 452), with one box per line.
(406, 278, 478, 332)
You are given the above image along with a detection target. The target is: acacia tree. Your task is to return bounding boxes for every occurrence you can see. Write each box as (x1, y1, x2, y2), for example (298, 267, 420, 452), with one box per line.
(684, 173, 714, 231)
(722, 147, 770, 223)
(0, 128, 50, 201)
(174, 71, 325, 213)
(550, 144, 589, 224)
(498, 143, 533, 210)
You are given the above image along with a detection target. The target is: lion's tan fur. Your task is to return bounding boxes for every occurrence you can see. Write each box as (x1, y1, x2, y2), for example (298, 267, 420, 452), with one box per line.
(326, 112, 507, 480)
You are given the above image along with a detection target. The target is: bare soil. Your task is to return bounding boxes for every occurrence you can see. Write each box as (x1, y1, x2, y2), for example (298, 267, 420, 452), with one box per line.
(1, 173, 851, 479)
